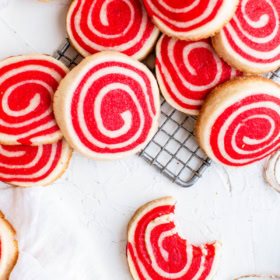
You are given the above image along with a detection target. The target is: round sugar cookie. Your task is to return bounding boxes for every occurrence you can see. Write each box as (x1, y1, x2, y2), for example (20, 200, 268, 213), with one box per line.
(0, 54, 69, 146)
(143, 0, 239, 41)
(54, 51, 160, 160)
(0, 211, 18, 280)
(0, 139, 72, 187)
(66, 0, 160, 60)
(156, 35, 242, 116)
(212, 0, 280, 74)
(196, 76, 280, 167)
(127, 197, 222, 280)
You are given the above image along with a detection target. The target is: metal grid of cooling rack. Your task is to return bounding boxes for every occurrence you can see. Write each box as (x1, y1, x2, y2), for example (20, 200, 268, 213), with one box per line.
(266, 68, 280, 83)
(54, 39, 212, 187)
(139, 98, 211, 187)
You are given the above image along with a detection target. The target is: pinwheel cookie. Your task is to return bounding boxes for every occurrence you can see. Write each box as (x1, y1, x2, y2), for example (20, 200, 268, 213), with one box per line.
(143, 0, 239, 40)
(0, 211, 18, 280)
(66, 0, 160, 60)
(0, 54, 69, 146)
(54, 51, 160, 160)
(196, 76, 280, 167)
(127, 197, 222, 280)
(0, 139, 72, 187)
(156, 35, 242, 115)
(212, 0, 280, 74)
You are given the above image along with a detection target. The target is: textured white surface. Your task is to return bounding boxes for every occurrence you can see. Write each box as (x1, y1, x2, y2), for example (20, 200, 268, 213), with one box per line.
(0, 1, 280, 280)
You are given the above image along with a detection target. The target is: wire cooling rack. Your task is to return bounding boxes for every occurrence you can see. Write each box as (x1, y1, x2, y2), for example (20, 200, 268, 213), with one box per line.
(266, 68, 280, 83)
(55, 39, 211, 187)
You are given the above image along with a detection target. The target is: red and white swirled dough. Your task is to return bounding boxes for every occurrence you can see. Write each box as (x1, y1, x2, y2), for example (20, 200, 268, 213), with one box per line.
(54, 51, 160, 160)
(196, 76, 280, 167)
(127, 197, 222, 280)
(66, 0, 160, 60)
(0, 139, 72, 187)
(0, 211, 18, 280)
(156, 35, 242, 116)
(0, 54, 69, 146)
(142, 0, 239, 40)
(212, 0, 280, 74)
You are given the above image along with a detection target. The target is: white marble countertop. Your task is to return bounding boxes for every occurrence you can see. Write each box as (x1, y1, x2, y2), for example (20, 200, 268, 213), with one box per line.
(0, 1, 280, 279)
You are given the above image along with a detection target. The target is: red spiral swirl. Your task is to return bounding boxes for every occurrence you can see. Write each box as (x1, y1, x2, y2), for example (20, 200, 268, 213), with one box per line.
(0, 139, 72, 187)
(127, 197, 221, 280)
(143, 0, 238, 39)
(213, 0, 280, 73)
(156, 35, 242, 115)
(0, 55, 68, 145)
(67, 0, 159, 60)
(197, 77, 280, 166)
(54, 52, 160, 160)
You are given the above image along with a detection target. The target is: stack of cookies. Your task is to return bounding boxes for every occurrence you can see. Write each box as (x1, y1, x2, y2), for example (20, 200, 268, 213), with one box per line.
(1, 0, 280, 279)
(6, 0, 275, 175)
(59, 0, 280, 170)
(0, 55, 73, 188)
